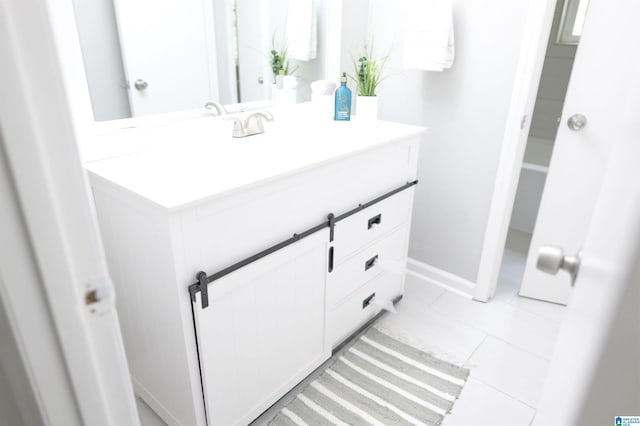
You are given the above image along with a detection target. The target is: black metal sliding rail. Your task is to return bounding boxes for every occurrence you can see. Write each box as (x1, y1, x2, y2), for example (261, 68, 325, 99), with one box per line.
(189, 180, 418, 309)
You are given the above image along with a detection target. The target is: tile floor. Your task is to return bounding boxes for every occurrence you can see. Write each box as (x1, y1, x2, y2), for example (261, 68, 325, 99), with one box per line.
(377, 229, 566, 426)
(138, 229, 567, 425)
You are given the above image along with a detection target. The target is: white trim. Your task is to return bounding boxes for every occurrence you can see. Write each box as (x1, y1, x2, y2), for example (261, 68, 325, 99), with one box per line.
(325, 0, 344, 80)
(200, 0, 221, 103)
(133, 379, 181, 425)
(0, 0, 138, 423)
(474, 0, 558, 302)
(406, 258, 474, 299)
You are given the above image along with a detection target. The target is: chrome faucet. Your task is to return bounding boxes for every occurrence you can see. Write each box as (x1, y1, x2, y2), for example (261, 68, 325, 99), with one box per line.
(225, 111, 274, 138)
(204, 101, 227, 116)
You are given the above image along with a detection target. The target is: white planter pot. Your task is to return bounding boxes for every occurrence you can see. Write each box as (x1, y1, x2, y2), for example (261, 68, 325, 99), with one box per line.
(356, 95, 378, 121)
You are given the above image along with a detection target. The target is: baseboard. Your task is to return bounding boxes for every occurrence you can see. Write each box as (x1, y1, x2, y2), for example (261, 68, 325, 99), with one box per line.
(406, 258, 475, 299)
(133, 377, 182, 426)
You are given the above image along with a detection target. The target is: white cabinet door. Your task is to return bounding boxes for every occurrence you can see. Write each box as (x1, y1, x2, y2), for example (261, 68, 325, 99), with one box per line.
(192, 231, 330, 426)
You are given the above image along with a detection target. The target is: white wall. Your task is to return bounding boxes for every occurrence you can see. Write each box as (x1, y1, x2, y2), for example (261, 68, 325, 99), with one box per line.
(365, 0, 532, 282)
(71, 0, 131, 121)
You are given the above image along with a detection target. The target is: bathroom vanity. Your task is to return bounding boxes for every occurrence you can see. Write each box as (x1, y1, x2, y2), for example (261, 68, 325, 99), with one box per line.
(85, 112, 425, 425)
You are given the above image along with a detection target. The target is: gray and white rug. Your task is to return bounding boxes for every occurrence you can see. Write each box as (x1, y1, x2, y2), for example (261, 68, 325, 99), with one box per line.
(269, 327, 469, 426)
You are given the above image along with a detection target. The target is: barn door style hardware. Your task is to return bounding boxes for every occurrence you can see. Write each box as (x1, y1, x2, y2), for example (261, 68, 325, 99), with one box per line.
(188, 180, 418, 309)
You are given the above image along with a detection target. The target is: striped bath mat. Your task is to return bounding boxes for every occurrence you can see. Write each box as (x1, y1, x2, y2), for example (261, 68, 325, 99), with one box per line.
(270, 327, 469, 426)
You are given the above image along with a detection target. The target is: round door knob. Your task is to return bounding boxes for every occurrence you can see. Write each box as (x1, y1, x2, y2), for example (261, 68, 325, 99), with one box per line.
(567, 113, 587, 131)
(134, 79, 148, 91)
(537, 246, 581, 286)
(257, 76, 264, 85)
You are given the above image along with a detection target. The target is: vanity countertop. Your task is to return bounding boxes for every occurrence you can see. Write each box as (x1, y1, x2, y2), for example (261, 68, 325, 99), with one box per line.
(84, 115, 426, 210)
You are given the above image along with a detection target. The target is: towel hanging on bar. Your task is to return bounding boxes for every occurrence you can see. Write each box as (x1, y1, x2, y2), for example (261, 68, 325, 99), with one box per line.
(403, 0, 455, 71)
(286, 0, 317, 61)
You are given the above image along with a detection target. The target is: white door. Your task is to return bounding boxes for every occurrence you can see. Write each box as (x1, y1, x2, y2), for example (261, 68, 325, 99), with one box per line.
(518, 0, 640, 304)
(236, 0, 270, 102)
(193, 231, 330, 425)
(533, 77, 640, 424)
(1, 0, 139, 422)
(113, 0, 220, 116)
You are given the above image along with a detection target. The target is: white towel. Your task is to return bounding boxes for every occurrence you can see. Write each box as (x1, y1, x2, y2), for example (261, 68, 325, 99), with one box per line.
(286, 0, 317, 61)
(403, 0, 455, 71)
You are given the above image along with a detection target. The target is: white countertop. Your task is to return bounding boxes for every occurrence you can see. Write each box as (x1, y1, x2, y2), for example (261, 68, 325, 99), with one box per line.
(84, 111, 426, 210)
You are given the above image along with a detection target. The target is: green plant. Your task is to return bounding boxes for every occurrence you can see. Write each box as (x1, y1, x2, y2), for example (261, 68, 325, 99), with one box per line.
(269, 35, 298, 82)
(350, 42, 390, 96)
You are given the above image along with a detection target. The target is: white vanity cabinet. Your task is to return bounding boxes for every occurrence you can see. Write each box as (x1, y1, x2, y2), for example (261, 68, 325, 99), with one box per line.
(85, 118, 424, 426)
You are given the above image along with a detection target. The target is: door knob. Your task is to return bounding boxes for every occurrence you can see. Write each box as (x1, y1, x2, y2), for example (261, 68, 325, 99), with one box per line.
(536, 246, 581, 286)
(134, 79, 148, 91)
(257, 76, 264, 85)
(567, 113, 587, 131)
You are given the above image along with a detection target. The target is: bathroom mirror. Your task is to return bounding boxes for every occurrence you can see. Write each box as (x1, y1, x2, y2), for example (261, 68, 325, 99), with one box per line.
(72, 0, 340, 122)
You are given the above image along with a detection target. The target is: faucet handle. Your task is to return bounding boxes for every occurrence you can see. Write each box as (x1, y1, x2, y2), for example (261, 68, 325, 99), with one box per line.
(224, 116, 246, 137)
(204, 101, 227, 116)
(244, 112, 273, 135)
(252, 111, 274, 122)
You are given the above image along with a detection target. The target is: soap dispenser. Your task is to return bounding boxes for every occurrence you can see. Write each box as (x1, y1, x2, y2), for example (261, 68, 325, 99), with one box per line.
(334, 72, 351, 121)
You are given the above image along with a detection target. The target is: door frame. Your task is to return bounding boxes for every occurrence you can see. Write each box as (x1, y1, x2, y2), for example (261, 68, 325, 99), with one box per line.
(473, 0, 558, 301)
(0, 0, 139, 423)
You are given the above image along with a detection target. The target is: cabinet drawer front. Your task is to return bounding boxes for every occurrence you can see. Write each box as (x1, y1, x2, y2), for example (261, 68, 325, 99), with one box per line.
(334, 189, 413, 263)
(329, 272, 403, 349)
(328, 226, 408, 307)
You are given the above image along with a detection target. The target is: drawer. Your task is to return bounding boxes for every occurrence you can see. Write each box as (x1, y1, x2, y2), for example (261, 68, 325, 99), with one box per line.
(333, 189, 413, 263)
(328, 271, 403, 348)
(327, 225, 408, 307)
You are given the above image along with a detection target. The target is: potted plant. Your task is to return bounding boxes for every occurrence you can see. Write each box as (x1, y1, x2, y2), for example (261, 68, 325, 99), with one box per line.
(268, 35, 299, 104)
(269, 36, 298, 83)
(350, 42, 390, 121)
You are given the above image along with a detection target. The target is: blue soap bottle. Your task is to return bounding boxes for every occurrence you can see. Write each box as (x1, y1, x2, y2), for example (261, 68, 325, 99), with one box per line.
(334, 72, 351, 121)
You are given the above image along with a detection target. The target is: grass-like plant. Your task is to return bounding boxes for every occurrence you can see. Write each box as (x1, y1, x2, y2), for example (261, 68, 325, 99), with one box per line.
(269, 35, 298, 82)
(350, 42, 391, 97)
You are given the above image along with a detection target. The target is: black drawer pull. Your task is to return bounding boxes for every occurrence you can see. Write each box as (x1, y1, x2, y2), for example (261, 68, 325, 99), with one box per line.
(328, 246, 334, 273)
(365, 255, 378, 271)
(362, 292, 376, 309)
(367, 214, 382, 229)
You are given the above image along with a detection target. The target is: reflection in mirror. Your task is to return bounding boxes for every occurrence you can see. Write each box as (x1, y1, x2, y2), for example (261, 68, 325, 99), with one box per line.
(72, 0, 334, 122)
